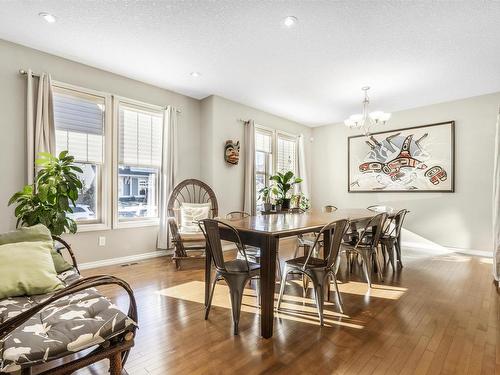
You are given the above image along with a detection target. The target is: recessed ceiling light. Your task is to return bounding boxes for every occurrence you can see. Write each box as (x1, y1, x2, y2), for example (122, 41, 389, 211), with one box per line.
(39, 12, 57, 23)
(190, 71, 201, 77)
(282, 16, 298, 28)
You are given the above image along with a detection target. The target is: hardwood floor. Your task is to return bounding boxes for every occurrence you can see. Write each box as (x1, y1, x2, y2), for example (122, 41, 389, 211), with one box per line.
(73, 243, 499, 375)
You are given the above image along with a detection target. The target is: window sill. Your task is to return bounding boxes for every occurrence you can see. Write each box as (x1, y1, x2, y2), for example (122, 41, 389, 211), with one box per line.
(76, 223, 111, 233)
(113, 218, 160, 229)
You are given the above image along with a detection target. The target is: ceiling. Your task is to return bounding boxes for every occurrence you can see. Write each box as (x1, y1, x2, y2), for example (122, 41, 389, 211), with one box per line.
(1, 1, 500, 126)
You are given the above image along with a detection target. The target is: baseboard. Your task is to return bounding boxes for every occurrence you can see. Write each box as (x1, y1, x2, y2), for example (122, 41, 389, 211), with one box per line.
(402, 241, 492, 258)
(79, 250, 172, 270)
(79, 243, 237, 270)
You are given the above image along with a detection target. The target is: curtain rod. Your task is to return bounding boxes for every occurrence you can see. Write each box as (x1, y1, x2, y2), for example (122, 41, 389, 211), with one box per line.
(20, 68, 181, 114)
(19, 69, 40, 77)
(237, 118, 250, 123)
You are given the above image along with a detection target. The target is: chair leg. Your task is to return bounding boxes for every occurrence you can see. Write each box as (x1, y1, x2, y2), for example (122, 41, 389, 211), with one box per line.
(309, 272, 325, 326)
(360, 250, 372, 288)
(330, 271, 344, 314)
(395, 241, 403, 268)
(277, 266, 291, 310)
(374, 247, 384, 282)
(205, 276, 218, 320)
(387, 242, 396, 271)
(21, 368, 32, 375)
(302, 274, 310, 298)
(109, 351, 123, 375)
(226, 275, 249, 335)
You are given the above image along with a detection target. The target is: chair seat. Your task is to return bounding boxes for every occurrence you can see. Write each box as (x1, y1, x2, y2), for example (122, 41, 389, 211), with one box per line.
(341, 242, 372, 251)
(285, 255, 327, 269)
(178, 230, 205, 242)
(0, 268, 136, 373)
(223, 259, 261, 273)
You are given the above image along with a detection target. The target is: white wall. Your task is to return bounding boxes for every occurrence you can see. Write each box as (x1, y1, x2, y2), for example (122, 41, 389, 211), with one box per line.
(311, 92, 500, 252)
(200, 95, 313, 215)
(0, 39, 201, 263)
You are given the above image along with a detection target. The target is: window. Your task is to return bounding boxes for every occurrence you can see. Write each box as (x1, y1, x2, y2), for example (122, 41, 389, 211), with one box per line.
(277, 133, 297, 174)
(53, 84, 110, 228)
(255, 129, 274, 211)
(254, 127, 298, 211)
(115, 100, 163, 224)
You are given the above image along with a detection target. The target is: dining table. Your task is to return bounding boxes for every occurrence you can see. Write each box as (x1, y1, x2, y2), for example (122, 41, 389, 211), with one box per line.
(205, 208, 403, 339)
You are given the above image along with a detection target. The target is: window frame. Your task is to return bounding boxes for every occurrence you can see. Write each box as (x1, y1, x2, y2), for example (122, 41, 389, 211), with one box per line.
(112, 96, 164, 229)
(52, 81, 112, 232)
(254, 125, 298, 211)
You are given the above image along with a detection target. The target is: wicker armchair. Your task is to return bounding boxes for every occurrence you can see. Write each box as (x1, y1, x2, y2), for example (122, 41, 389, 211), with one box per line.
(0, 237, 137, 375)
(167, 179, 219, 269)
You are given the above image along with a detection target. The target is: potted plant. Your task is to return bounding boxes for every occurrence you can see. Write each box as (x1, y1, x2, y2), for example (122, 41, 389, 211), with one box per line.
(258, 185, 273, 212)
(9, 151, 83, 235)
(270, 171, 303, 211)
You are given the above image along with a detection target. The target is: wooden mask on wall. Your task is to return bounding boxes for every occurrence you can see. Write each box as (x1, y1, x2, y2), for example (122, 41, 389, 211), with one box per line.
(224, 140, 240, 165)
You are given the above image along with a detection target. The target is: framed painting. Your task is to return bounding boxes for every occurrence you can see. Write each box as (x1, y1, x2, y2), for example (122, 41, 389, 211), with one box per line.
(348, 121, 455, 192)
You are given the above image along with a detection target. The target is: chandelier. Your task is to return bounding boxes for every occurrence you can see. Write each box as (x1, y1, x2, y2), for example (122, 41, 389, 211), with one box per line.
(344, 86, 391, 136)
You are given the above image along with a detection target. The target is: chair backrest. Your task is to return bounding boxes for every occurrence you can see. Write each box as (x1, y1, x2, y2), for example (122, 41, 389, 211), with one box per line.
(323, 205, 338, 213)
(367, 205, 393, 213)
(198, 219, 250, 273)
(289, 207, 305, 214)
(356, 212, 387, 249)
(167, 179, 219, 219)
(303, 219, 350, 269)
(383, 209, 408, 238)
(225, 211, 250, 220)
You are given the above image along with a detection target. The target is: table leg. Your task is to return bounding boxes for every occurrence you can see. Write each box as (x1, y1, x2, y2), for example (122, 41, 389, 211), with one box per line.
(260, 234, 278, 339)
(205, 248, 212, 307)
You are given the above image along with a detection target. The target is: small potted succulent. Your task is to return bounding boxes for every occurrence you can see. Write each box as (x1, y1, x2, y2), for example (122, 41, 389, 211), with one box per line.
(270, 171, 303, 211)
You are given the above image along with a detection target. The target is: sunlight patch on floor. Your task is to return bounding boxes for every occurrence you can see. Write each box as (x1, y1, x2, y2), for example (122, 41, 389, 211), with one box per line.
(156, 280, 364, 328)
(431, 254, 471, 262)
(479, 257, 493, 265)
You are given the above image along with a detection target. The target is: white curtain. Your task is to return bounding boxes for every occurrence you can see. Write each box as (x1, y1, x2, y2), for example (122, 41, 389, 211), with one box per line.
(493, 106, 500, 281)
(158, 106, 178, 249)
(26, 70, 55, 184)
(243, 120, 256, 215)
(297, 134, 309, 199)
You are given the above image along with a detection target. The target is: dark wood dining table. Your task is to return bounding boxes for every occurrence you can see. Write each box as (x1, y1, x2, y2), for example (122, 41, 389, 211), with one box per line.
(205, 208, 402, 339)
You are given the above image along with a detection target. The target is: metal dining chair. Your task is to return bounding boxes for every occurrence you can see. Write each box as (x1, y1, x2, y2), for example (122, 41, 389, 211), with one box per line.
(225, 211, 282, 278)
(295, 205, 338, 258)
(277, 219, 350, 325)
(199, 219, 260, 335)
(379, 209, 408, 270)
(339, 213, 387, 288)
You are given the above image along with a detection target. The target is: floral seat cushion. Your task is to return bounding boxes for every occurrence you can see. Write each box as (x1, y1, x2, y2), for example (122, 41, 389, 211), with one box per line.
(0, 268, 136, 373)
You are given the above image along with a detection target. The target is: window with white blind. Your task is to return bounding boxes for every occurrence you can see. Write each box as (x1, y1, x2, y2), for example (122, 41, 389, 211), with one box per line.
(276, 133, 297, 174)
(255, 128, 274, 211)
(116, 101, 163, 223)
(254, 127, 298, 211)
(53, 84, 110, 226)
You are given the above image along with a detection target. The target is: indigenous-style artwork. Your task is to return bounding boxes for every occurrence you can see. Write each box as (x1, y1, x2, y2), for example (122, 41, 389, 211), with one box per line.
(224, 140, 240, 165)
(348, 121, 455, 192)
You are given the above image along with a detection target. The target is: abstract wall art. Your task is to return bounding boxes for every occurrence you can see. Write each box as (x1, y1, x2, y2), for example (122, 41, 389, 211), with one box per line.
(348, 121, 455, 192)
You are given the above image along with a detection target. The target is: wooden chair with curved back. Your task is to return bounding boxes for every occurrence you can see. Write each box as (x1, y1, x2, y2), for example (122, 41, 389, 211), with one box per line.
(167, 179, 218, 269)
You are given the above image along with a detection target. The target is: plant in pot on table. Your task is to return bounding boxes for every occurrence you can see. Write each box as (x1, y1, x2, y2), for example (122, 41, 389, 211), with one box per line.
(270, 171, 303, 211)
(258, 185, 274, 212)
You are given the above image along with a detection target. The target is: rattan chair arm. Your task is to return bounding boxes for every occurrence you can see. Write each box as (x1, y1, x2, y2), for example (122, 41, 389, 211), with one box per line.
(52, 235, 79, 273)
(0, 275, 138, 340)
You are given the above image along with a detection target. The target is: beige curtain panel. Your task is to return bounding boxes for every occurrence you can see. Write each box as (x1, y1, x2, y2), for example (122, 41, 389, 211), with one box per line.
(158, 106, 178, 249)
(297, 134, 309, 199)
(493, 107, 500, 282)
(26, 69, 56, 184)
(243, 119, 256, 215)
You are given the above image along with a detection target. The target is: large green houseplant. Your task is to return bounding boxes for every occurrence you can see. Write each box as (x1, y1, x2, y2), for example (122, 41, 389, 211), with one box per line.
(270, 171, 303, 210)
(9, 151, 83, 236)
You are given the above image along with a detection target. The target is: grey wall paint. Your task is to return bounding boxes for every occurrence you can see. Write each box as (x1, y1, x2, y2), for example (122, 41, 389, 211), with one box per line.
(0, 39, 201, 263)
(200, 95, 313, 215)
(311, 92, 500, 252)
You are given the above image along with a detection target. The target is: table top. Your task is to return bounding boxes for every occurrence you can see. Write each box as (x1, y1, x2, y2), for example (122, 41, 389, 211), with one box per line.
(219, 208, 401, 236)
